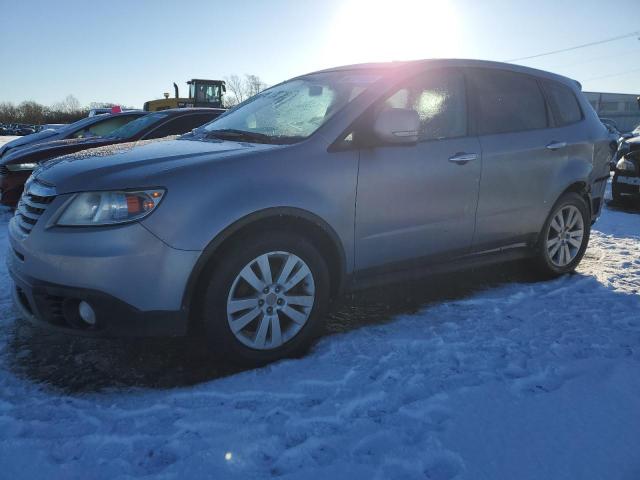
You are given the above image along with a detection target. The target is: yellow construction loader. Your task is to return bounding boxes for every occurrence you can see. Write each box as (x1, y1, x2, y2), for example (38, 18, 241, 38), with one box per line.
(144, 79, 226, 111)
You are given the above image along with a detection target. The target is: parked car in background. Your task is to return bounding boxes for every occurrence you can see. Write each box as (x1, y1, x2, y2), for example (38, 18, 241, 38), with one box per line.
(6, 60, 610, 365)
(13, 124, 36, 136)
(0, 111, 148, 159)
(612, 136, 640, 203)
(88, 108, 113, 117)
(0, 108, 223, 206)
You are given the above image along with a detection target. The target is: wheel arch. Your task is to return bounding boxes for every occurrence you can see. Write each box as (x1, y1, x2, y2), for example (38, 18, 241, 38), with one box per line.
(181, 207, 347, 330)
(558, 181, 592, 217)
(534, 181, 592, 247)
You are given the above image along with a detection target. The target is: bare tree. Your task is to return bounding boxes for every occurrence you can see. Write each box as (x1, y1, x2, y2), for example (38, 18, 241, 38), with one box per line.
(245, 74, 267, 98)
(51, 94, 81, 114)
(223, 74, 268, 108)
(17, 101, 47, 125)
(224, 74, 246, 107)
(0, 102, 19, 123)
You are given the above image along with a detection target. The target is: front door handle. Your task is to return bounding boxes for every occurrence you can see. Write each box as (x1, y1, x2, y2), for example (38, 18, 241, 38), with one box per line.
(546, 141, 567, 151)
(448, 152, 478, 165)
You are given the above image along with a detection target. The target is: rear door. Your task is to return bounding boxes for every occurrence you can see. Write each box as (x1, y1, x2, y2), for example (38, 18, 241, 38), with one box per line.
(355, 68, 482, 271)
(467, 68, 563, 251)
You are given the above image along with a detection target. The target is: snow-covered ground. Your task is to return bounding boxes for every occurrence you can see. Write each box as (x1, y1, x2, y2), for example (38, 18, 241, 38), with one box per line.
(0, 133, 638, 479)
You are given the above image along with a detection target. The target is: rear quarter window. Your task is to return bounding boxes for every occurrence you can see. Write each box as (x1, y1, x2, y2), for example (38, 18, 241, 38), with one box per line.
(542, 80, 583, 126)
(469, 69, 548, 135)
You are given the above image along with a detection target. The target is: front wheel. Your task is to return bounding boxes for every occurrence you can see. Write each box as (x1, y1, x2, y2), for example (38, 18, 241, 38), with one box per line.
(531, 192, 590, 277)
(199, 231, 330, 366)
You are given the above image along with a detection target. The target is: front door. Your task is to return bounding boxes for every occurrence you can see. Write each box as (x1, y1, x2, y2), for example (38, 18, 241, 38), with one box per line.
(355, 69, 482, 272)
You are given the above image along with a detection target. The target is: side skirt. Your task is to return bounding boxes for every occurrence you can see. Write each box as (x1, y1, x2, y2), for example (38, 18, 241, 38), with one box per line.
(347, 243, 533, 292)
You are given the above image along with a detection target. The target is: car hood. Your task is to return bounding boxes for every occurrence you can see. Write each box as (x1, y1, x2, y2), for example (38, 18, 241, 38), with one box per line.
(32, 137, 280, 194)
(0, 129, 61, 158)
(1, 136, 110, 164)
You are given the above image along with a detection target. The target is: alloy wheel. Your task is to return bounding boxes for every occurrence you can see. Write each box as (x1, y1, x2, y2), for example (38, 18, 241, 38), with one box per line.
(226, 251, 315, 350)
(545, 205, 584, 267)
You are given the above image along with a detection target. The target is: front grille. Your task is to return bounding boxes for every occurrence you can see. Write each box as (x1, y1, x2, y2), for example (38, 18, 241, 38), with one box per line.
(0, 165, 8, 176)
(14, 180, 56, 236)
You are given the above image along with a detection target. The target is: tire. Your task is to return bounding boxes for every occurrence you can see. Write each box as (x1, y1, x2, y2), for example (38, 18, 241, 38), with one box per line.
(199, 231, 330, 366)
(531, 192, 590, 277)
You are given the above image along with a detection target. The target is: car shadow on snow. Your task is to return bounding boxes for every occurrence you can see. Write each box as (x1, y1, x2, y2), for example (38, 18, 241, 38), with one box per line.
(5, 259, 545, 394)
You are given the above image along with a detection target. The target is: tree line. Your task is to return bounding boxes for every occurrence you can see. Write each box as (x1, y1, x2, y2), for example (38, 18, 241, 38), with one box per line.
(1, 74, 268, 125)
(0, 95, 134, 125)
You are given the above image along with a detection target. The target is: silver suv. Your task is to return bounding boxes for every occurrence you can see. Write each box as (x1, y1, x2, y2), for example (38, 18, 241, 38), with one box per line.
(8, 60, 611, 365)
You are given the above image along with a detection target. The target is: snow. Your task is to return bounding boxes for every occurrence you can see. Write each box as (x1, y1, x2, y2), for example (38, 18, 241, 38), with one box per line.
(0, 176, 639, 479)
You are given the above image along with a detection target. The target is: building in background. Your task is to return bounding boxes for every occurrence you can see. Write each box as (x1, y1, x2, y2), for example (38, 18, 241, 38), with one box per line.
(585, 91, 640, 132)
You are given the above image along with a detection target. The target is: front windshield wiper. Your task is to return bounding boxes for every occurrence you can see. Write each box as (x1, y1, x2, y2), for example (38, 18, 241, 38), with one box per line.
(204, 128, 274, 144)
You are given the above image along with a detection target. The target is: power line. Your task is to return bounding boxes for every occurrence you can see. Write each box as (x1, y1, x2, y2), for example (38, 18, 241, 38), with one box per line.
(507, 31, 640, 62)
(582, 67, 640, 82)
(546, 48, 640, 70)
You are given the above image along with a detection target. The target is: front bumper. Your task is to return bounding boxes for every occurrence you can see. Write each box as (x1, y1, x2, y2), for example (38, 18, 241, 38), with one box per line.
(9, 266, 188, 336)
(8, 204, 202, 337)
(613, 173, 640, 196)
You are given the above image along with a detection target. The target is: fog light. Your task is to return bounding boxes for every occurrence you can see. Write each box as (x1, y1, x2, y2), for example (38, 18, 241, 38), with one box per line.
(78, 301, 96, 326)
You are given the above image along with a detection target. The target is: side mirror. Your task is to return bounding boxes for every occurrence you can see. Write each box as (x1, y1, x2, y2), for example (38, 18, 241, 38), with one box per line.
(373, 107, 420, 144)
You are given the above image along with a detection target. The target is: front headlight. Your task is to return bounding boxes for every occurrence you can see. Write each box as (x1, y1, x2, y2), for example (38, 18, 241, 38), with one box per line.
(616, 158, 636, 172)
(56, 189, 165, 226)
(6, 163, 39, 171)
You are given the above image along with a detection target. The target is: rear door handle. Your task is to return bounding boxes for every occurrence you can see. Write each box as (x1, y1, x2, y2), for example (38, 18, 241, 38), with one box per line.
(448, 152, 478, 165)
(546, 141, 567, 151)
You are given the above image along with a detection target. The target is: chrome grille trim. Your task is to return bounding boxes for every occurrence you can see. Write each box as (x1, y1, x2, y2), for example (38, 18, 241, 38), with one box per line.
(13, 180, 57, 236)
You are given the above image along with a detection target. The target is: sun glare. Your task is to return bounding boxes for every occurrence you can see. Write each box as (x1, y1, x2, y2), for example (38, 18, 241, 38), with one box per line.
(323, 0, 462, 66)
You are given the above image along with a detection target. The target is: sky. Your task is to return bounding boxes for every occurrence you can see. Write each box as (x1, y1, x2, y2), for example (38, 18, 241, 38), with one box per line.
(0, 0, 638, 108)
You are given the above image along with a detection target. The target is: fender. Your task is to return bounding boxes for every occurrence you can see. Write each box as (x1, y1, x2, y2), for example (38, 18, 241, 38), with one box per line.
(180, 206, 347, 320)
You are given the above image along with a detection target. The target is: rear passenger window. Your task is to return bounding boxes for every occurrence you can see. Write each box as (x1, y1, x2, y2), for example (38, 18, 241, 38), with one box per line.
(470, 69, 548, 135)
(384, 70, 467, 141)
(542, 80, 582, 126)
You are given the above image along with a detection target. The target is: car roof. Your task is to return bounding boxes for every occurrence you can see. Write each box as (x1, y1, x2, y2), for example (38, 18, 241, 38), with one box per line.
(150, 108, 226, 116)
(306, 58, 581, 90)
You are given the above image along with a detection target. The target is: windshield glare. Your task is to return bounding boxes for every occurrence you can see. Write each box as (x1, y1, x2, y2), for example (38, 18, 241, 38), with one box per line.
(202, 71, 381, 143)
(106, 113, 168, 139)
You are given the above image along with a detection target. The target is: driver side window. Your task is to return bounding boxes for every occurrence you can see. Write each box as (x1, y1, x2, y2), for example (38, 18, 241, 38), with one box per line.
(384, 70, 467, 141)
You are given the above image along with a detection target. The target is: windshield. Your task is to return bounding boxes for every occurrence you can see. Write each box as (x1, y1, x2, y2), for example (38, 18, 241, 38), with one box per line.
(201, 71, 381, 143)
(106, 112, 169, 139)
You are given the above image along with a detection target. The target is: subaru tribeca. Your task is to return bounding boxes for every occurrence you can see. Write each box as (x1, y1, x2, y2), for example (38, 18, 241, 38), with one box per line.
(7, 60, 611, 365)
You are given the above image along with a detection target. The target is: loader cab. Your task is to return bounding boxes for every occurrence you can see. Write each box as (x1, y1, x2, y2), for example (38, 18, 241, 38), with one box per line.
(188, 79, 226, 108)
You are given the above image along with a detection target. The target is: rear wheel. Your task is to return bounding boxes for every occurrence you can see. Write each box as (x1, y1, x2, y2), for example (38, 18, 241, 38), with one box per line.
(532, 192, 590, 277)
(199, 231, 330, 365)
